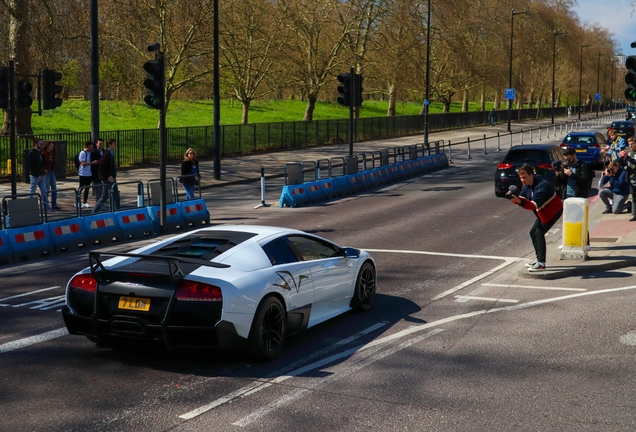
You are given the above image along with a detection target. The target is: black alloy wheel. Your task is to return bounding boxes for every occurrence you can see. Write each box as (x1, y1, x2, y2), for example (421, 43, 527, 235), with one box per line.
(351, 262, 376, 311)
(248, 296, 286, 361)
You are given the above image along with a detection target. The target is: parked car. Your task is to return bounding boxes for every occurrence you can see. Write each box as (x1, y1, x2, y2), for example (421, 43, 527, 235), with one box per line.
(62, 225, 376, 360)
(560, 131, 607, 169)
(606, 120, 635, 139)
(494, 144, 564, 197)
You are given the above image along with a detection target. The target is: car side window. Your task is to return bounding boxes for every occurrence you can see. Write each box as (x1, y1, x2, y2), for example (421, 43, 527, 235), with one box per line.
(261, 238, 299, 266)
(286, 235, 339, 261)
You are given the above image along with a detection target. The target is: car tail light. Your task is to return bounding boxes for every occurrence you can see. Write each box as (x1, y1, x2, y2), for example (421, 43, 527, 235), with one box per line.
(497, 162, 513, 170)
(537, 163, 553, 170)
(69, 274, 97, 293)
(176, 280, 222, 302)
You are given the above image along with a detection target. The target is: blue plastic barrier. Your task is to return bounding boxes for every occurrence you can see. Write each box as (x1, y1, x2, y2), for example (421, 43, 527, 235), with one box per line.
(115, 208, 155, 239)
(83, 213, 122, 245)
(47, 217, 88, 254)
(178, 199, 210, 227)
(347, 174, 364, 194)
(279, 184, 308, 208)
(332, 176, 352, 198)
(7, 225, 55, 262)
(367, 169, 381, 187)
(358, 172, 373, 190)
(318, 179, 336, 201)
(0, 230, 13, 265)
(304, 181, 325, 204)
(148, 203, 186, 233)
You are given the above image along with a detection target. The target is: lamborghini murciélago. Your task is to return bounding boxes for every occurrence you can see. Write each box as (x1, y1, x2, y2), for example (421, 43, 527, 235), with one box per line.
(62, 225, 376, 360)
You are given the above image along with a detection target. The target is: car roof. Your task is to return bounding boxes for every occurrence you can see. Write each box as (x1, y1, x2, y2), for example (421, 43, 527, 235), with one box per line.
(564, 131, 599, 137)
(508, 144, 562, 151)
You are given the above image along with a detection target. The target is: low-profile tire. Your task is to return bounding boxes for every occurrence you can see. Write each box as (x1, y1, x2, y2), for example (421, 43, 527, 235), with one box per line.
(247, 296, 286, 361)
(351, 261, 376, 312)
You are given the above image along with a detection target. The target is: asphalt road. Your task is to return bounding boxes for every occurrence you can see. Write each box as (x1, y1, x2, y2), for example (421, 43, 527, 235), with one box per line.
(2, 129, 636, 431)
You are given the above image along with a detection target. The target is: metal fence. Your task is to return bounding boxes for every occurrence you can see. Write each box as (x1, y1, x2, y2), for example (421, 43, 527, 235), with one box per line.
(0, 106, 573, 178)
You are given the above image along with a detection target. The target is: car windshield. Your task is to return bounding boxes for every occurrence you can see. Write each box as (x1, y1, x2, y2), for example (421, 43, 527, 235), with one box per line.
(504, 150, 550, 163)
(564, 135, 595, 144)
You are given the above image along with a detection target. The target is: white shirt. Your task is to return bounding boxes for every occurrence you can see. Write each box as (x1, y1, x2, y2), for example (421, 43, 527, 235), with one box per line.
(78, 150, 92, 177)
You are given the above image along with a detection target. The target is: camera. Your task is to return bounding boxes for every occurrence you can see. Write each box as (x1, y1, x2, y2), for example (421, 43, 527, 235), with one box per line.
(506, 185, 519, 199)
(552, 159, 569, 172)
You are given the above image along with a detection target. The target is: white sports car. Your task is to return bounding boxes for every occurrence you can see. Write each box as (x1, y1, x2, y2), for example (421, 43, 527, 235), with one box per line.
(62, 225, 376, 360)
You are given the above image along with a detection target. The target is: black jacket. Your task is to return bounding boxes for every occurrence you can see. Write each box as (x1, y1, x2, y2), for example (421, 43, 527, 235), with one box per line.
(27, 147, 45, 177)
(180, 159, 199, 185)
(554, 159, 593, 198)
(98, 150, 116, 180)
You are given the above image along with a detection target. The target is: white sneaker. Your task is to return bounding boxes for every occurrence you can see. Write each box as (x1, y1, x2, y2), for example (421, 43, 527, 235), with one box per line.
(82, 203, 93, 208)
(558, 245, 563, 250)
(586, 245, 591, 251)
(525, 260, 538, 268)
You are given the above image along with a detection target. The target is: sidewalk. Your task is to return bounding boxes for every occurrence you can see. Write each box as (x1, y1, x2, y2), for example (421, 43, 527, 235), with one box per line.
(3, 113, 636, 279)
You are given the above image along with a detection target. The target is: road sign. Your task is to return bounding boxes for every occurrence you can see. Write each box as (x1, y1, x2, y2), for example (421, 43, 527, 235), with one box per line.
(424, 99, 429, 106)
(504, 88, 515, 100)
(595, 93, 601, 101)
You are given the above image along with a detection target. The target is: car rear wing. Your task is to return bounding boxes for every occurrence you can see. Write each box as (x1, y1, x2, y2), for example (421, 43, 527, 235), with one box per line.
(88, 251, 230, 287)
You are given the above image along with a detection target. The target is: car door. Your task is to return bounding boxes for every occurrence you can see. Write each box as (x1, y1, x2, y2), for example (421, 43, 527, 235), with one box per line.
(260, 238, 315, 315)
(285, 235, 355, 326)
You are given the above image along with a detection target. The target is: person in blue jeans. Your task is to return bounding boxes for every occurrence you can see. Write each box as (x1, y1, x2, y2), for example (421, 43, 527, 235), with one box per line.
(92, 139, 120, 213)
(180, 148, 200, 200)
(599, 161, 631, 214)
(27, 138, 47, 205)
(41, 141, 61, 210)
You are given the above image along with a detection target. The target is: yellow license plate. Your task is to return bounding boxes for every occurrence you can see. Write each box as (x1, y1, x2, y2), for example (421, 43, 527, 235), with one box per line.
(575, 149, 585, 152)
(118, 296, 151, 312)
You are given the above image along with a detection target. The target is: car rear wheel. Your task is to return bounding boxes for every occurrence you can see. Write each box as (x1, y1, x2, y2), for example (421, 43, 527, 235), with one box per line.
(351, 262, 376, 311)
(247, 296, 286, 361)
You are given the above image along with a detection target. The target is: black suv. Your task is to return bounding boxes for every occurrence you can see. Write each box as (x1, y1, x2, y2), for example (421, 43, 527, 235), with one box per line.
(494, 144, 564, 197)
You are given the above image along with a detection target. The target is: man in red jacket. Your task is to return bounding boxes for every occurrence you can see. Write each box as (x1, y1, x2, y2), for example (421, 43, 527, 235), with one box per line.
(507, 165, 563, 271)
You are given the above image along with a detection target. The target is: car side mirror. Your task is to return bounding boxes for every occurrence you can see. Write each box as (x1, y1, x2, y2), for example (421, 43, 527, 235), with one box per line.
(342, 247, 360, 258)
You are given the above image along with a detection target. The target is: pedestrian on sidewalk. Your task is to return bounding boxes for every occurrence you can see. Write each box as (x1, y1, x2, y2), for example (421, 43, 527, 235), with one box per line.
(567, 106, 572, 118)
(507, 165, 563, 272)
(92, 139, 120, 213)
(41, 141, 60, 210)
(599, 161, 631, 214)
(180, 148, 200, 200)
(90, 138, 104, 202)
(489, 107, 497, 127)
(27, 138, 47, 202)
(619, 136, 636, 221)
(78, 140, 96, 208)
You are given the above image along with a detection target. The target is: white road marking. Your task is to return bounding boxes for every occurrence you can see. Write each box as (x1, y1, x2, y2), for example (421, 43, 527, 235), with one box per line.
(364, 248, 525, 262)
(232, 329, 444, 427)
(190, 284, 636, 426)
(482, 283, 586, 292)
(0, 286, 62, 303)
(620, 331, 636, 346)
(0, 328, 69, 354)
(454, 295, 519, 303)
(178, 322, 389, 420)
(11, 295, 65, 309)
(431, 260, 517, 300)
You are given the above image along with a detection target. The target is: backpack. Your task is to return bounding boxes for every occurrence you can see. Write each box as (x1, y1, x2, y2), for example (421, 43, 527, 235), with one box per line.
(74, 150, 85, 169)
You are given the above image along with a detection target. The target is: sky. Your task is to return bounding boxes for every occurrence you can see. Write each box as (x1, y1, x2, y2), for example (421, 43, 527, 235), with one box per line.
(574, 0, 635, 56)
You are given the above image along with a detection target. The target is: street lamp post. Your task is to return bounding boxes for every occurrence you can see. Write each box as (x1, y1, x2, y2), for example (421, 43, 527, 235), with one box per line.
(423, 0, 431, 147)
(551, 30, 564, 124)
(579, 44, 591, 120)
(507, 8, 527, 132)
(596, 52, 601, 118)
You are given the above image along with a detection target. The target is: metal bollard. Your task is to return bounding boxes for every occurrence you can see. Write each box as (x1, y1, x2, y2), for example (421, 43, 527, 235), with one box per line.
(483, 134, 487, 155)
(497, 132, 501, 151)
(520, 128, 523, 145)
(467, 137, 472, 159)
(530, 127, 533, 143)
(510, 130, 513, 148)
(254, 167, 271, 209)
(539, 126, 542, 141)
(447, 139, 452, 163)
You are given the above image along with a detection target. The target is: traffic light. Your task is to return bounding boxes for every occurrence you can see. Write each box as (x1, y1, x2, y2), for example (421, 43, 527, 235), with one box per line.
(143, 59, 164, 110)
(625, 55, 636, 101)
(16, 80, 33, 108)
(0, 67, 8, 110)
(42, 69, 63, 109)
(337, 73, 351, 106)
(354, 73, 364, 106)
